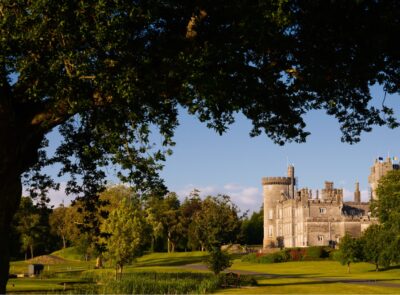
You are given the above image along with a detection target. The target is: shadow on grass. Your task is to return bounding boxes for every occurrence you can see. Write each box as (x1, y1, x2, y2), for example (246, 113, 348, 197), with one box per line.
(368, 264, 400, 272)
(136, 256, 206, 267)
(257, 280, 338, 287)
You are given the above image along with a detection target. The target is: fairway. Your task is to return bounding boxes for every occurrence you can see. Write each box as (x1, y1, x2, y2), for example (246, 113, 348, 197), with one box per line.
(7, 250, 400, 293)
(220, 260, 400, 294)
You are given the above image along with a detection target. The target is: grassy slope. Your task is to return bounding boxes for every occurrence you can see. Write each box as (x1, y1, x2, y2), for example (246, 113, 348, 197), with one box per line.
(51, 247, 84, 261)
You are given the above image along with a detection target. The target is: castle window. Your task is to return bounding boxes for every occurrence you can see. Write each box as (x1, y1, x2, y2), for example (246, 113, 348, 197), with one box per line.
(318, 235, 324, 241)
(319, 207, 327, 214)
(269, 209, 273, 219)
(268, 225, 273, 237)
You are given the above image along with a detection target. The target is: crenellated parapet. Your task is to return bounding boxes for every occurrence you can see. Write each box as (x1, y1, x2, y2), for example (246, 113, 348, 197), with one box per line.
(262, 177, 292, 185)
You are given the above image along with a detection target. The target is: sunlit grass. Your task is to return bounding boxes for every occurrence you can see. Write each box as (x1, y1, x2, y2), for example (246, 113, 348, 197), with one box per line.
(216, 277, 400, 294)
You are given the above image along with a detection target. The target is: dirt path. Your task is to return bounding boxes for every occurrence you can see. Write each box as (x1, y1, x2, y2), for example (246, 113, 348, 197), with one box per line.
(183, 264, 400, 288)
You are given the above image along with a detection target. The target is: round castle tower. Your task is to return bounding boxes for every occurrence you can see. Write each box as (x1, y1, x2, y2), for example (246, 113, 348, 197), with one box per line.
(262, 165, 295, 248)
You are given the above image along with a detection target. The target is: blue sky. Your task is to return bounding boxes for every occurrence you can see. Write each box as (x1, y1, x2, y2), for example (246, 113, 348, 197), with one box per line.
(44, 86, 400, 214)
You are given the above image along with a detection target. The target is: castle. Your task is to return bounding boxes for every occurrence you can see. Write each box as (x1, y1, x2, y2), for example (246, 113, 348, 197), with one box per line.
(262, 157, 399, 249)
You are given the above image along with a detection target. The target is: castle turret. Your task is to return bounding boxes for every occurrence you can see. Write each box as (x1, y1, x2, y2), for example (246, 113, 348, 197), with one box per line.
(354, 182, 361, 203)
(368, 157, 399, 200)
(262, 176, 291, 248)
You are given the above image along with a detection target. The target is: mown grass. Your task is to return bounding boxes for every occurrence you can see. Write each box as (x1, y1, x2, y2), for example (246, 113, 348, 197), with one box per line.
(51, 247, 85, 261)
(220, 260, 400, 294)
(135, 251, 208, 267)
(216, 277, 400, 294)
(231, 259, 400, 280)
(7, 277, 82, 292)
(7, 249, 400, 294)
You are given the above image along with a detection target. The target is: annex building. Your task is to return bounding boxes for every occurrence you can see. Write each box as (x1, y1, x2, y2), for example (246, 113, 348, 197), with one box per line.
(262, 157, 399, 249)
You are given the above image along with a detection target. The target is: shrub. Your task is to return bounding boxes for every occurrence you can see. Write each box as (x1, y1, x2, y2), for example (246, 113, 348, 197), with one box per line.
(241, 253, 258, 263)
(205, 248, 232, 275)
(258, 251, 289, 263)
(287, 248, 306, 261)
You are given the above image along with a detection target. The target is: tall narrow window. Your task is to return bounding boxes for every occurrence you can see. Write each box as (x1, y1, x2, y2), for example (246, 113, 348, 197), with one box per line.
(269, 209, 273, 219)
(268, 225, 273, 237)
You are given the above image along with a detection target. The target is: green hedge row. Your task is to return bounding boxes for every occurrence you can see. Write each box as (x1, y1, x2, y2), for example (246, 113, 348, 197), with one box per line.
(242, 246, 335, 264)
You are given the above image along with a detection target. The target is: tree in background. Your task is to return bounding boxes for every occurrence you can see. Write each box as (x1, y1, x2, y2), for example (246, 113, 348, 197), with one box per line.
(335, 234, 364, 273)
(179, 190, 202, 251)
(361, 224, 388, 271)
(371, 170, 400, 266)
(144, 195, 165, 252)
(160, 193, 183, 253)
(101, 197, 149, 278)
(240, 206, 263, 245)
(2, 1, 400, 290)
(13, 197, 42, 260)
(49, 205, 70, 249)
(192, 195, 243, 274)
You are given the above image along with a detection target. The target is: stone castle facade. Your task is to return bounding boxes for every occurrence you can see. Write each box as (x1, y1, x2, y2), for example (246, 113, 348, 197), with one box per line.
(262, 157, 399, 249)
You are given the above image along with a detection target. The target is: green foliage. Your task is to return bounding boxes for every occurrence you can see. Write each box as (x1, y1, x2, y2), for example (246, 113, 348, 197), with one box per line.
(335, 234, 364, 273)
(205, 248, 232, 275)
(101, 196, 149, 274)
(241, 247, 331, 264)
(374, 170, 400, 226)
(240, 207, 263, 245)
(100, 272, 221, 294)
(192, 195, 243, 250)
(13, 197, 56, 259)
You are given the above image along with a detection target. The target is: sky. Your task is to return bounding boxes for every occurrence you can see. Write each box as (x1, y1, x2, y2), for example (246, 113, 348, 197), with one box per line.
(43, 86, 400, 214)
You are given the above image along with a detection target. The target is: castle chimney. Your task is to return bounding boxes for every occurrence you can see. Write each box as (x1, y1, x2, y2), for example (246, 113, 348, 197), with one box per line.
(354, 182, 361, 203)
(287, 165, 295, 199)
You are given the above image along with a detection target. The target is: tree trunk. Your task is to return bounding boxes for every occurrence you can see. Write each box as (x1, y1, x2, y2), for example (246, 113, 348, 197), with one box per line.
(96, 256, 103, 268)
(151, 236, 155, 252)
(62, 235, 66, 249)
(0, 91, 48, 293)
(347, 262, 351, 274)
(0, 173, 22, 294)
(167, 237, 171, 253)
(375, 263, 379, 272)
(30, 244, 34, 259)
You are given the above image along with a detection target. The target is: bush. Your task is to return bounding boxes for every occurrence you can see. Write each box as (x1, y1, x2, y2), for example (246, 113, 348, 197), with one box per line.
(286, 248, 306, 261)
(258, 251, 289, 264)
(241, 247, 333, 264)
(205, 248, 232, 275)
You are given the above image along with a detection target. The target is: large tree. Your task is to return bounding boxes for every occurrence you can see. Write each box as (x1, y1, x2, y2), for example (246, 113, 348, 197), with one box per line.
(372, 170, 400, 265)
(1, 0, 400, 291)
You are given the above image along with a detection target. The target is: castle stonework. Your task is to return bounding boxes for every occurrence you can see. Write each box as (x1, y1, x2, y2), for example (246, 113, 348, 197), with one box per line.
(368, 157, 399, 200)
(262, 161, 387, 249)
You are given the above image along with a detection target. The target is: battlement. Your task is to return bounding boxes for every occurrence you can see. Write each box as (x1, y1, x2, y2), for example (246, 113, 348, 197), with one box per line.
(262, 177, 292, 185)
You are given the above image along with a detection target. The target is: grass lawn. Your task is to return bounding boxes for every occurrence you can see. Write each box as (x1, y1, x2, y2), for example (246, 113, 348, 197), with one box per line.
(230, 259, 400, 280)
(7, 249, 400, 294)
(216, 277, 400, 294)
(7, 250, 208, 293)
(135, 251, 208, 267)
(221, 260, 400, 294)
(7, 277, 83, 293)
